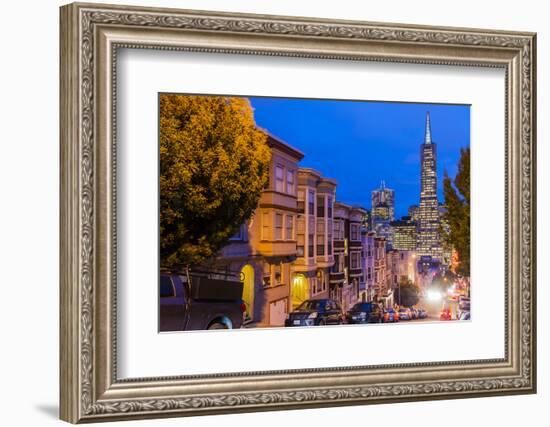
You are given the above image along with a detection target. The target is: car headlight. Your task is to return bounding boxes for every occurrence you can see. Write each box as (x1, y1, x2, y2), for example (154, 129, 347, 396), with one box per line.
(308, 312, 318, 319)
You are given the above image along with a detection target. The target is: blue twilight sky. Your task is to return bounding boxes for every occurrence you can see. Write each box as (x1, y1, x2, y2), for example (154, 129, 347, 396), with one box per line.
(249, 97, 470, 218)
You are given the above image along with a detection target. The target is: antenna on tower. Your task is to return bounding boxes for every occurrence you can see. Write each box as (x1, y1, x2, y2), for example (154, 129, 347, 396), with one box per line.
(425, 111, 432, 144)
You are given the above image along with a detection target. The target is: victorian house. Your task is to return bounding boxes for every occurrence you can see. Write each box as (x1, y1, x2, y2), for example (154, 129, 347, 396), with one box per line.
(215, 133, 303, 327)
(292, 168, 336, 309)
(331, 203, 366, 311)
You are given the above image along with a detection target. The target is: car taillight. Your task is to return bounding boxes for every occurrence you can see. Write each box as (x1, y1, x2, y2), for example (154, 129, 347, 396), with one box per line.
(240, 302, 246, 312)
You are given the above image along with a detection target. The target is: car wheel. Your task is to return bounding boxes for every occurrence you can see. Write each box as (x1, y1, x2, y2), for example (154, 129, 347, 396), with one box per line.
(207, 322, 229, 330)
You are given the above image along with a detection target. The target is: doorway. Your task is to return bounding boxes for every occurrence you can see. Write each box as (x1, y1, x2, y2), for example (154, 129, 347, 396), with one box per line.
(291, 274, 308, 310)
(240, 264, 255, 322)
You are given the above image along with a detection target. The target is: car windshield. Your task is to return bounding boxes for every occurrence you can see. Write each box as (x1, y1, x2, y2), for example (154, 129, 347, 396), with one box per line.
(296, 300, 323, 311)
(351, 303, 373, 312)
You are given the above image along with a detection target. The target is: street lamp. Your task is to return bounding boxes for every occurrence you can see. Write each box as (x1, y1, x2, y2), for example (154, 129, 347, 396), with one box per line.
(427, 290, 442, 301)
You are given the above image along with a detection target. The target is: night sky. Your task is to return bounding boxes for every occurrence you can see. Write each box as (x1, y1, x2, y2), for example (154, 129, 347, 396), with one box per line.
(249, 97, 470, 218)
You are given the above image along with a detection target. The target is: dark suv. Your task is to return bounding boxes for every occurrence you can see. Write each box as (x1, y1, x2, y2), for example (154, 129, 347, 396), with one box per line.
(346, 302, 382, 324)
(285, 299, 344, 327)
(159, 270, 245, 331)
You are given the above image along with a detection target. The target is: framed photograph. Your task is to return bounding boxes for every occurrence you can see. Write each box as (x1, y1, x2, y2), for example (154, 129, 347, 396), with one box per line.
(60, 2, 537, 423)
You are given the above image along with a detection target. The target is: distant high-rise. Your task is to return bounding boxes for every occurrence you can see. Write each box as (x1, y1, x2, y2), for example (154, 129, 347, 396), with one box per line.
(391, 216, 417, 251)
(371, 181, 395, 221)
(417, 112, 442, 260)
(371, 181, 395, 247)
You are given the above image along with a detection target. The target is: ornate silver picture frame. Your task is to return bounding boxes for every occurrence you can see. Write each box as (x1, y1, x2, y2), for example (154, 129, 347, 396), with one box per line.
(60, 2, 536, 423)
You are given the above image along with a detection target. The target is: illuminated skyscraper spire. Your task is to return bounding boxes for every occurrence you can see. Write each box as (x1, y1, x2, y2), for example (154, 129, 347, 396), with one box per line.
(425, 112, 432, 145)
(417, 111, 442, 260)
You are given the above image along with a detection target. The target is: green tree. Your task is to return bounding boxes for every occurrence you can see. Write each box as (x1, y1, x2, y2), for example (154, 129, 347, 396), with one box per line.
(396, 278, 420, 308)
(443, 148, 470, 276)
(159, 94, 271, 269)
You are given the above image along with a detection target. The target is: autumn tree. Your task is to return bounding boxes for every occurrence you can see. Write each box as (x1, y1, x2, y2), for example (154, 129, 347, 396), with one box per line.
(442, 148, 470, 276)
(159, 94, 271, 269)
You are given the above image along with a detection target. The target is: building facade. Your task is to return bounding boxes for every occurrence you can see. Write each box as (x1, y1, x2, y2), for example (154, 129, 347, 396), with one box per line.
(330, 202, 348, 305)
(371, 181, 395, 248)
(371, 181, 395, 221)
(347, 206, 366, 309)
(213, 132, 376, 325)
(361, 231, 375, 302)
(215, 134, 304, 326)
(330, 203, 366, 311)
(361, 230, 390, 303)
(417, 112, 443, 260)
(293, 168, 337, 310)
(390, 216, 417, 251)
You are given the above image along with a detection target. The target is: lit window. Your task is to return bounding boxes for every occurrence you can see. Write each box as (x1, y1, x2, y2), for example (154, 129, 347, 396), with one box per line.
(317, 196, 325, 217)
(262, 211, 270, 240)
(327, 219, 333, 255)
(275, 213, 283, 240)
(297, 237, 305, 257)
(285, 215, 294, 240)
(297, 190, 305, 212)
(286, 170, 295, 194)
(308, 190, 315, 215)
(308, 233, 314, 258)
(274, 263, 281, 286)
(275, 165, 284, 192)
(350, 223, 360, 241)
(351, 252, 361, 269)
(331, 254, 339, 273)
(263, 263, 271, 287)
(311, 277, 318, 295)
(316, 219, 325, 256)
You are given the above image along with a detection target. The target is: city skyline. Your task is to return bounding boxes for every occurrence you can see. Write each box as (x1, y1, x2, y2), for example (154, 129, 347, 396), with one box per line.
(159, 93, 472, 332)
(249, 96, 470, 218)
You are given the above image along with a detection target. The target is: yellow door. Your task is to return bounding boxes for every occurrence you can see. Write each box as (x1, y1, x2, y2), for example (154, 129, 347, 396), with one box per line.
(240, 265, 255, 322)
(291, 274, 309, 310)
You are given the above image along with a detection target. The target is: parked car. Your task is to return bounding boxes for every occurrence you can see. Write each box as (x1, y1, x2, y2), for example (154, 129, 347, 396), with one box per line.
(346, 302, 382, 324)
(417, 308, 428, 319)
(439, 307, 453, 321)
(383, 308, 399, 323)
(159, 271, 245, 331)
(459, 310, 471, 321)
(285, 299, 344, 327)
(409, 307, 419, 319)
(398, 307, 412, 321)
